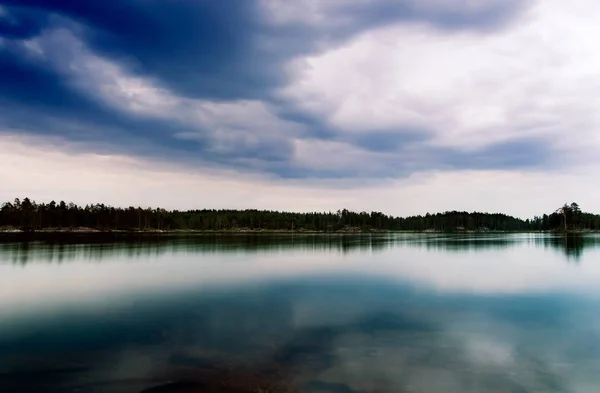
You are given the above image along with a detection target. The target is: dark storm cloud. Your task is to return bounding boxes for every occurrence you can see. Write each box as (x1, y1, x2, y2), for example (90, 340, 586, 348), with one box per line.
(0, 0, 539, 178)
(0, 43, 209, 155)
(0, 0, 276, 100)
(0, 0, 529, 99)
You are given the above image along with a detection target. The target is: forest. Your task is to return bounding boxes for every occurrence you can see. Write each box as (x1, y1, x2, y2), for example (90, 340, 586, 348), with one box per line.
(1, 198, 599, 233)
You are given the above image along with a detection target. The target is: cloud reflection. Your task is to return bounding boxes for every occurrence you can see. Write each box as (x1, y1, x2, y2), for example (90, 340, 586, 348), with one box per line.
(1, 276, 598, 392)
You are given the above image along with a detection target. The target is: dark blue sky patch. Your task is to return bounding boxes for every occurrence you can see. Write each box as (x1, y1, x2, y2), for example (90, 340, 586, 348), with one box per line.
(0, 44, 96, 114)
(1, 0, 279, 100)
(0, 5, 49, 39)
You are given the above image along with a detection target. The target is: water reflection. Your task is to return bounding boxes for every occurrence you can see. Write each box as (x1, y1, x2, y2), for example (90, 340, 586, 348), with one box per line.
(0, 234, 394, 265)
(2, 233, 600, 264)
(2, 234, 600, 393)
(538, 234, 590, 261)
(1, 277, 599, 392)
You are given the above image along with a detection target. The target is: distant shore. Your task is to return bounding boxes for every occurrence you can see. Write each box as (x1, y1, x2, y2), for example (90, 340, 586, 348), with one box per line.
(0, 228, 385, 235)
(0, 227, 592, 235)
(4, 197, 597, 233)
(0, 227, 348, 234)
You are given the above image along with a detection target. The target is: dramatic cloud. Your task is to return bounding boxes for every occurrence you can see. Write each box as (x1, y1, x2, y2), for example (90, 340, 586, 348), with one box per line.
(281, 1, 598, 155)
(0, 0, 598, 211)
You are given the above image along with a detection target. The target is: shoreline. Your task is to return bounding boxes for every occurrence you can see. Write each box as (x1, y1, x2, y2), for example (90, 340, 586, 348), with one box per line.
(0, 228, 589, 235)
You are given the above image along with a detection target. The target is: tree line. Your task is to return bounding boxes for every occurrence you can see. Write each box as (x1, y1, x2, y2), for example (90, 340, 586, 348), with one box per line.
(1, 198, 599, 233)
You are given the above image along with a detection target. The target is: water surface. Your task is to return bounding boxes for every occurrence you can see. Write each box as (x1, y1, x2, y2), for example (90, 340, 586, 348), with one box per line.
(1, 233, 600, 393)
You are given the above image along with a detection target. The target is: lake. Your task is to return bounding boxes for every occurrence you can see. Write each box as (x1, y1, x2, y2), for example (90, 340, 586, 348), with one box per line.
(1, 233, 600, 393)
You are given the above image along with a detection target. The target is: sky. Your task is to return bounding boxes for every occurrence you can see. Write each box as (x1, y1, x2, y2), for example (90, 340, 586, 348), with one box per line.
(0, 0, 598, 218)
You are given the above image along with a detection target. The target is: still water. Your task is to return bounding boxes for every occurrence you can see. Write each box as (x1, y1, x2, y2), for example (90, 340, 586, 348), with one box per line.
(1, 233, 600, 393)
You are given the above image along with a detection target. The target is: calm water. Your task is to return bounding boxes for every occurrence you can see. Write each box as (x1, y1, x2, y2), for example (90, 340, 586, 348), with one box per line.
(1, 233, 600, 393)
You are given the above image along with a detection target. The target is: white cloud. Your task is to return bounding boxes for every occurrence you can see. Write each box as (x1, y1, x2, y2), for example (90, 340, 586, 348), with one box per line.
(279, 0, 600, 160)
